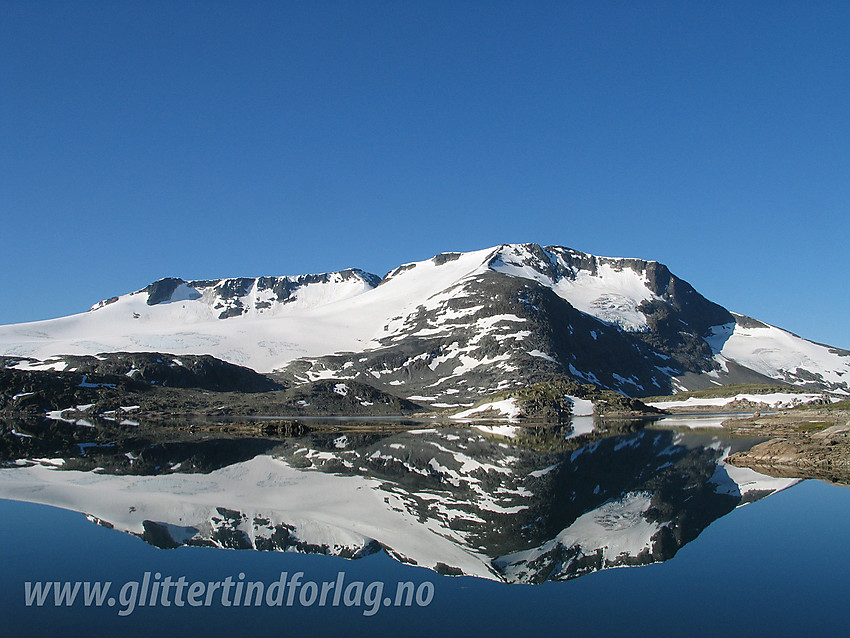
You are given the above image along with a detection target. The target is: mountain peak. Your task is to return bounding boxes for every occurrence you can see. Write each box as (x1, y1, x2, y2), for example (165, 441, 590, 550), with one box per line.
(2, 243, 848, 398)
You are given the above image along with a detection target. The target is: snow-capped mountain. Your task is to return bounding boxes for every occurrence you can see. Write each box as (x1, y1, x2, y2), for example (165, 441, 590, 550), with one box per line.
(0, 244, 847, 403)
(0, 426, 796, 583)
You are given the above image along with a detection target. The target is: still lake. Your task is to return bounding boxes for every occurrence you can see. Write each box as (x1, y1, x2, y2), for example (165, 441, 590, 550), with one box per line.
(0, 416, 848, 637)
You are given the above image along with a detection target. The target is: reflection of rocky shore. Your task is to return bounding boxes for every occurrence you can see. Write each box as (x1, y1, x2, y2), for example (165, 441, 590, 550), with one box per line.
(0, 416, 796, 583)
(725, 406, 850, 486)
(0, 415, 285, 473)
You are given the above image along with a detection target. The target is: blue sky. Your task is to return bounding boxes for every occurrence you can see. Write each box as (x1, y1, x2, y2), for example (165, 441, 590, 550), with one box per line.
(2, 1, 848, 348)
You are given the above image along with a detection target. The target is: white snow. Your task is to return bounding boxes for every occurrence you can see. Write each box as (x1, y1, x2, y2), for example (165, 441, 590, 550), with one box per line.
(566, 396, 595, 416)
(451, 398, 523, 420)
(652, 414, 733, 429)
(706, 317, 850, 390)
(489, 245, 658, 332)
(648, 392, 831, 411)
(79, 375, 116, 389)
(12, 359, 68, 372)
(32, 458, 66, 467)
(529, 464, 559, 478)
(45, 409, 75, 422)
(528, 349, 557, 362)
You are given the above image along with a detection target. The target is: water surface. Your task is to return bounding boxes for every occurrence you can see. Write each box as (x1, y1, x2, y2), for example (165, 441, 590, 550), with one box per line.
(0, 415, 846, 636)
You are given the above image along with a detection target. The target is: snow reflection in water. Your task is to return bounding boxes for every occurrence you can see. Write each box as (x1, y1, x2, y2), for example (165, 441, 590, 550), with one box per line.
(0, 415, 796, 584)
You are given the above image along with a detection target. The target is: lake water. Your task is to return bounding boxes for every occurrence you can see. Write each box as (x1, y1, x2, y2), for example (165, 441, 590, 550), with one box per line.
(1, 417, 848, 637)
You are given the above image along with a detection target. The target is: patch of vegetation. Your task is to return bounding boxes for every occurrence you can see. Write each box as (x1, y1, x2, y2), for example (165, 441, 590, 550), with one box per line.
(640, 383, 801, 403)
(794, 422, 830, 433)
(454, 377, 660, 422)
(791, 399, 850, 412)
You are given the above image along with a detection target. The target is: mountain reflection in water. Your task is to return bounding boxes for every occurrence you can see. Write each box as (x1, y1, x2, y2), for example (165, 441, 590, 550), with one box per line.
(0, 417, 796, 583)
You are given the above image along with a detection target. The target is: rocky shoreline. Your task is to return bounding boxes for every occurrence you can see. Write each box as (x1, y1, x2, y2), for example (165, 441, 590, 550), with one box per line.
(724, 404, 850, 486)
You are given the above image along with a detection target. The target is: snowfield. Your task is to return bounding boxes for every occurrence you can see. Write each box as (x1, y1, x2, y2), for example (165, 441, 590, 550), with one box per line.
(491, 244, 658, 331)
(705, 316, 850, 394)
(451, 398, 523, 420)
(0, 247, 495, 372)
(647, 391, 834, 411)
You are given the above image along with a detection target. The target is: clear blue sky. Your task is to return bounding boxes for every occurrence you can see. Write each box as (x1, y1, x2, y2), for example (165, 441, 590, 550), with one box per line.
(2, 1, 848, 349)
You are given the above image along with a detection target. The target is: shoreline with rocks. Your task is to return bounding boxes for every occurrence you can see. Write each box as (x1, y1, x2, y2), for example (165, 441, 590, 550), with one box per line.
(724, 405, 850, 486)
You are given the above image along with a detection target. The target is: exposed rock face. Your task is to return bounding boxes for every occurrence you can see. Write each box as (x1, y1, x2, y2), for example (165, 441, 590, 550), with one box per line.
(145, 278, 188, 306)
(276, 379, 422, 416)
(141, 270, 381, 319)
